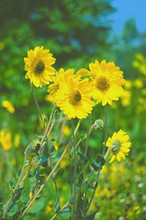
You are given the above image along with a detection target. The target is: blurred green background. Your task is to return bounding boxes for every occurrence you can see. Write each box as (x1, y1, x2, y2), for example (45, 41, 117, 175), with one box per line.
(0, 0, 145, 219)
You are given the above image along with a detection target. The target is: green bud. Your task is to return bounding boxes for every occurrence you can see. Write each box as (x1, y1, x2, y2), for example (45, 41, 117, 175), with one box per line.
(93, 119, 104, 130)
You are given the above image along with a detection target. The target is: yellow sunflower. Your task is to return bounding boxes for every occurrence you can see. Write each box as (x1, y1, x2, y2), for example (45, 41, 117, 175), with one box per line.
(89, 60, 125, 106)
(106, 130, 131, 163)
(0, 130, 12, 151)
(2, 100, 15, 113)
(24, 46, 56, 87)
(55, 74, 95, 119)
(46, 68, 74, 103)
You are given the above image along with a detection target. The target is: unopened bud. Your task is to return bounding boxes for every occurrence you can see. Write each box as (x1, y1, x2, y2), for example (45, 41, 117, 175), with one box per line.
(93, 119, 104, 130)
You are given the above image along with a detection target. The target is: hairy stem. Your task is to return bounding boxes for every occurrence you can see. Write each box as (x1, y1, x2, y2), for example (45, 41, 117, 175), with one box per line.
(4, 108, 56, 218)
(50, 170, 95, 220)
(72, 120, 76, 219)
(85, 115, 92, 156)
(31, 83, 43, 123)
(102, 104, 108, 155)
(21, 120, 81, 217)
(47, 136, 58, 196)
(85, 168, 101, 215)
(3, 145, 30, 218)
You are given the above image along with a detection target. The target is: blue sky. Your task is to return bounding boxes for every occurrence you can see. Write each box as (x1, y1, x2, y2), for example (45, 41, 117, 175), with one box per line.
(110, 0, 146, 34)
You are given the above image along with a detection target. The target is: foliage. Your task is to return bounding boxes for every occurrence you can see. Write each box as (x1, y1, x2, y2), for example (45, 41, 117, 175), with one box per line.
(0, 0, 145, 219)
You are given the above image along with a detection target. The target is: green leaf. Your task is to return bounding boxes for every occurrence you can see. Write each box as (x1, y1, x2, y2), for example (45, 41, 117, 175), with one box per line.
(0, 185, 4, 202)
(29, 198, 45, 214)
(78, 152, 88, 165)
(43, 143, 49, 158)
(59, 206, 71, 219)
(9, 178, 17, 190)
(7, 202, 18, 217)
(92, 154, 106, 171)
(15, 187, 23, 201)
(37, 155, 48, 167)
(16, 165, 23, 179)
(55, 195, 60, 213)
(28, 168, 37, 178)
(77, 172, 84, 187)
(20, 187, 29, 203)
(0, 202, 3, 212)
(87, 178, 97, 189)
(69, 197, 75, 205)
(85, 210, 98, 220)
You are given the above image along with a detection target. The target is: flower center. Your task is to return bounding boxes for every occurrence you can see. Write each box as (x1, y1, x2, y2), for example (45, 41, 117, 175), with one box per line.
(96, 76, 109, 91)
(69, 90, 81, 105)
(112, 140, 121, 155)
(35, 61, 45, 74)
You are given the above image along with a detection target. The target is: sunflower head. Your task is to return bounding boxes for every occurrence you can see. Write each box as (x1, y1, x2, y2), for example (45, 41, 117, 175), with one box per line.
(106, 130, 131, 163)
(89, 60, 125, 106)
(96, 76, 110, 91)
(55, 74, 95, 119)
(24, 46, 56, 87)
(69, 90, 82, 105)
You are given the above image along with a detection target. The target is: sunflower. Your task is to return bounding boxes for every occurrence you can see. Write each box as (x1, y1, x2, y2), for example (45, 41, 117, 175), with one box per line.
(89, 60, 125, 106)
(55, 74, 95, 119)
(24, 46, 56, 87)
(2, 100, 15, 113)
(106, 130, 131, 163)
(0, 130, 12, 151)
(46, 68, 74, 103)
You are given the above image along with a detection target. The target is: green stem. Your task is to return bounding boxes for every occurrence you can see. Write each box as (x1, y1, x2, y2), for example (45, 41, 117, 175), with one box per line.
(50, 170, 95, 220)
(85, 168, 101, 215)
(102, 104, 108, 155)
(31, 83, 43, 123)
(21, 120, 81, 218)
(3, 145, 30, 218)
(85, 115, 92, 156)
(46, 136, 58, 196)
(72, 120, 76, 220)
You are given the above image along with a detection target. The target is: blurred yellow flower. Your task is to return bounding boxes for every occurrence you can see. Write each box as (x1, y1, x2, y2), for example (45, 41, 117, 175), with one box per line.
(134, 79, 143, 88)
(95, 185, 115, 198)
(0, 130, 12, 150)
(127, 205, 141, 218)
(121, 90, 131, 107)
(29, 192, 36, 205)
(138, 97, 146, 112)
(60, 153, 70, 168)
(106, 130, 131, 163)
(14, 134, 20, 148)
(24, 46, 56, 87)
(134, 205, 141, 215)
(45, 201, 53, 214)
(63, 125, 71, 136)
(0, 42, 4, 50)
(133, 53, 146, 75)
(89, 60, 125, 106)
(29, 192, 33, 199)
(124, 80, 132, 89)
(54, 142, 59, 151)
(2, 100, 15, 113)
(102, 163, 126, 187)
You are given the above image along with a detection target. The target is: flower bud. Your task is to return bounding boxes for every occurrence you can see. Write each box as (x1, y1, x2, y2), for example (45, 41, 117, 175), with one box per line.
(93, 119, 104, 130)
